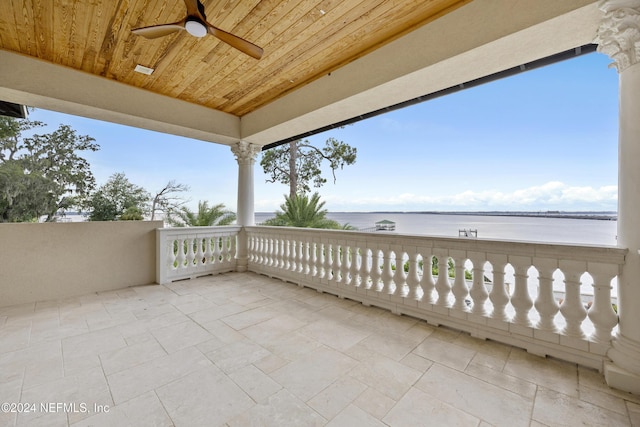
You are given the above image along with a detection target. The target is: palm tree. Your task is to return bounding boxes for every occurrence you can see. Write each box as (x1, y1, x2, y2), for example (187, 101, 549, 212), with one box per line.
(263, 193, 347, 229)
(169, 201, 236, 227)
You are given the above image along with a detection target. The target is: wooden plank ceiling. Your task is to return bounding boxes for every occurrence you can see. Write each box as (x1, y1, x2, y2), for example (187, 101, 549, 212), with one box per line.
(0, 0, 470, 117)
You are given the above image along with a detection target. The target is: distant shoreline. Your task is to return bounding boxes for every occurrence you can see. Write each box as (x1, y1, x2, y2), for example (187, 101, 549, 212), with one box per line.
(257, 211, 618, 221)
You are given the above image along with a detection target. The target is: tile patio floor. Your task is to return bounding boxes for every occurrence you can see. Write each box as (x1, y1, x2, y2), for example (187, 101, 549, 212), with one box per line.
(1, 272, 639, 427)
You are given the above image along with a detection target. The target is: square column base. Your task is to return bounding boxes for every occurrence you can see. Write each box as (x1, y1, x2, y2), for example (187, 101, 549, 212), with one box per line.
(604, 362, 640, 395)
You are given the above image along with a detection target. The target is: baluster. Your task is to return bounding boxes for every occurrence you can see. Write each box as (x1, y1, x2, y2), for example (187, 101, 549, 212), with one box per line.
(324, 242, 333, 281)
(223, 235, 232, 263)
(588, 263, 619, 344)
(487, 255, 509, 321)
(258, 235, 265, 265)
(348, 245, 358, 286)
(298, 241, 309, 273)
(193, 237, 205, 267)
(334, 244, 343, 283)
(362, 248, 372, 289)
(380, 248, 394, 294)
(469, 253, 489, 316)
(262, 235, 269, 266)
(291, 239, 299, 272)
(186, 237, 196, 268)
(559, 260, 588, 338)
(434, 251, 452, 306)
(394, 250, 407, 297)
(420, 253, 436, 304)
(264, 236, 274, 267)
(533, 258, 559, 331)
(168, 239, 178, 271)
(227, 235, 238, 262)
(318, 242, 326, 279)
(450, 251, 469, 311)
(310, 240, 318, 277)
(510, 256, 533, 327)
(342, 244, 352, 285)
(272, 237, 279, 269)
(406, 251, 422, 301)
(277, 238, 284, 269)
(281, 238, 288, 270)
(370, 248, 382, 292)
(213, 236, 222, 265)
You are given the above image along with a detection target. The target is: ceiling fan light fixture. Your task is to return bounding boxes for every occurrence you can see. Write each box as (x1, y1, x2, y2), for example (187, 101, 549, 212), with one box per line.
(185, 18, 207, 37)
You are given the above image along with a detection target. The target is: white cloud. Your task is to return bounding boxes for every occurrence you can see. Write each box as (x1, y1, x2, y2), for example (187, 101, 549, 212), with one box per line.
(317, 182, 618, 211)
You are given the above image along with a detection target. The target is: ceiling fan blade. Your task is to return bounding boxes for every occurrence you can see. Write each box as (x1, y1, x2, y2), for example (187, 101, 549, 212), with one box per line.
(183, 0, 206, 21)
(132, 22, 185, 39)
(207, 24, 263, 60)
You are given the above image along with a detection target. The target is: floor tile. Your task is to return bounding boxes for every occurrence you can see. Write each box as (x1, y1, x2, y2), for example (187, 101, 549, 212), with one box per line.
(464, 362, 537, 399)
(70, 391, 172, 427)
(348, 353, 422, 400)
(19, 367, 113, 425)
(383, 387, 480, 426)
(353, 386, 397, 420)
(299, 319, 369, 352)
(308, 376, 367, 419)
(327, 404, 386, 427)
(503, 349, 579, 397)
(228, 364, 282, 402)
(221, 306, 278, 330)
(271, 346, 357, 401)
(412, 335, 476, 371)
(99, 335, 167, 375)
(532, 386, 631, 426)
(107, 346, 212, 404)
(156, 366, 254, 427)
(416, 363, 533, 426)
(150, 320, 211, 353)
(205, 339, 271, 373)
(1, 272, 637, 427)
(227, 389, 326, 427)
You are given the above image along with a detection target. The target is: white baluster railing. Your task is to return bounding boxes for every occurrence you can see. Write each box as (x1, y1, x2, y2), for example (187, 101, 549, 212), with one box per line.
(245, 226, 627, 371)
(156, 226, 240, 284)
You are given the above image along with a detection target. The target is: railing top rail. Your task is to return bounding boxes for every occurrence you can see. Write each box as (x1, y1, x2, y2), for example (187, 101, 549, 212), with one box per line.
(245, 225, 627, 265)
(157, 225, 242, 236)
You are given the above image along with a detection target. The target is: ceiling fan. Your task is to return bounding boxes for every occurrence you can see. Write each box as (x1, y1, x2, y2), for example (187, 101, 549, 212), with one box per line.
(131, 0, 263, 60)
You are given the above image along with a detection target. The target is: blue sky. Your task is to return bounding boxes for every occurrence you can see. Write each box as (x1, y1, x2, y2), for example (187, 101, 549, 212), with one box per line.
(28, 51, 619, 213)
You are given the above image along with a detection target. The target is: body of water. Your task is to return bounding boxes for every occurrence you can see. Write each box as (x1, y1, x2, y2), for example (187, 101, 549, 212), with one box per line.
(255, 212, 618, 246)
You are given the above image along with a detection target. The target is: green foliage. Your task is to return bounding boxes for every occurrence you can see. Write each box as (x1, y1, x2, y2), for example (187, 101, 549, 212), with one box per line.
(120, 206, 144, 221)
(169, 200, 236, 227)
(87, 173, 149, 221)
(263, 192, 346, 229)
(0, 116, 99, 222)
(260, 138, 356, 198)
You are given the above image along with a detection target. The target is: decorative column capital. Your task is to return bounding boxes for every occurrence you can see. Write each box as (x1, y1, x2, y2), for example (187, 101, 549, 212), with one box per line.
(595, 0, 640, 72)
(231, 141, 261, 165)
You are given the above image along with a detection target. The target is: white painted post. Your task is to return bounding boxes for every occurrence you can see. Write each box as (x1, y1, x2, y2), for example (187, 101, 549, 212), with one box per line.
(596, 0, 640, 394)
(231, 141, 260, 272)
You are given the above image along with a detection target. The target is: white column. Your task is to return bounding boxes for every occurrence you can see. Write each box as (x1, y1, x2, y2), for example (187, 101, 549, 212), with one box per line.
(230, 141, 261, 272)
(595, 0, 640, 394)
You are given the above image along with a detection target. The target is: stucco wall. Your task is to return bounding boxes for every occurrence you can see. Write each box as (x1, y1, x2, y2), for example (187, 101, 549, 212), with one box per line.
(0, 221, 162, 307)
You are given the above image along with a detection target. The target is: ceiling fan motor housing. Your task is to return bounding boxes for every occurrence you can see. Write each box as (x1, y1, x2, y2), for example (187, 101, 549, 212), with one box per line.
(185, 17, 207, 37)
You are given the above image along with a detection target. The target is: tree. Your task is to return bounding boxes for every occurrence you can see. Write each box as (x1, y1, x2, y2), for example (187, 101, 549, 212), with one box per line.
(87, 173, 149, 221)
(263, 193, 349, 229)
(169, 201, 236, 227)
(0, 116, 99, 222)
(260, 138, 357, 198)
(150, 180, 190, 221)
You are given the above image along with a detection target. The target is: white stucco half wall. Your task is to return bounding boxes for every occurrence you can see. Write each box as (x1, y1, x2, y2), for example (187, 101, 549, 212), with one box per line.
(0, 221, 161, 307)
